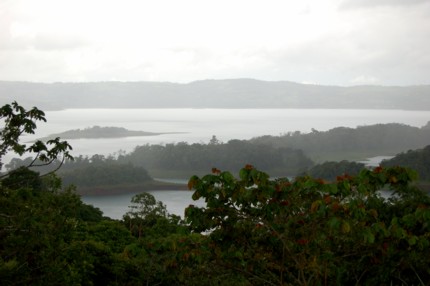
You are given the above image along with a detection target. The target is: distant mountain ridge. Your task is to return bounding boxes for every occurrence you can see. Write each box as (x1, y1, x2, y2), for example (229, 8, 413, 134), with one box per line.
(1, 79, 429, 110)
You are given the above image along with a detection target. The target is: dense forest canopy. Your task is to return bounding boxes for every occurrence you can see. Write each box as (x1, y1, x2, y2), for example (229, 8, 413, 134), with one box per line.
(118, 140, 313, 177)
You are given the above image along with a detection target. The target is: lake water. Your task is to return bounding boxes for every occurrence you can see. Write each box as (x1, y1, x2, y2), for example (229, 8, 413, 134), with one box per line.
(17, 108, 430, 160)
(9, 108, 430, 219)
(81, 178, 206, 220)
(82, 189, 206, 220)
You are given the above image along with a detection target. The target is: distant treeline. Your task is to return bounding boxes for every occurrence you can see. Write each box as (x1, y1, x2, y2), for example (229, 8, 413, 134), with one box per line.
(60, 162, 152, 188)
(382, 145, 430, 181)
(300, 145, 430, 195)
(116, 139, 313, 177)
(251, 122, 430, 161)
(302, 160, 366, 181)
(302, 144, 430, 183)
(5, 155, 153, 191)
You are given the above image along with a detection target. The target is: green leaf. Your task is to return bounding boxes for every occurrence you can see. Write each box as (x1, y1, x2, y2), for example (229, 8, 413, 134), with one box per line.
(328, 217, 340, 229)
(408, 235, 417, 246)
(188, 175, 200, 190)
(192, 191, 201, 200)
(341, 221, 351, 233)
(310, 200, 321, 213)
(324, 184, 338, 195)
(239, 168, 249, 181)
(220, 171, 235, 185)
(423, 210, 430, 221)
(363, 229, 375, 244)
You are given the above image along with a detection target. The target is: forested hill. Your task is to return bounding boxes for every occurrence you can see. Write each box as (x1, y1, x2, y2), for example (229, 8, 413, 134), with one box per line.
(250, 123, 430, 162)
(381, 145, 430, 181)
(1, 79, 430, 110)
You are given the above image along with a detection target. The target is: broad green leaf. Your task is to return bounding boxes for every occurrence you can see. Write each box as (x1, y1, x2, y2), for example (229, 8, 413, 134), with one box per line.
(341, 221, 351, 233)
(192, 191, 201, 201)
(239, 168, 249, 181)
(324, 184, 338, 195)
(363, 229, 375, 244)
(328, 217, 340, 229)
(188, 175, 199, 190)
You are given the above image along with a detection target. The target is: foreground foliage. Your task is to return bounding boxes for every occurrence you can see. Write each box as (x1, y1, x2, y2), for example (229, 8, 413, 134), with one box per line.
(0, 167, 188, 285)
(186, 165, 430, 285)
(0, 101, 72, 175)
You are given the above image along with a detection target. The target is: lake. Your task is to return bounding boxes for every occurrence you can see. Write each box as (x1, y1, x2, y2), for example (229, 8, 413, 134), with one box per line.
(9, 108, 430, 219)
(17, 108, 430, 160)
(82, 189, 206, 220)
(82, 178, 205, 220)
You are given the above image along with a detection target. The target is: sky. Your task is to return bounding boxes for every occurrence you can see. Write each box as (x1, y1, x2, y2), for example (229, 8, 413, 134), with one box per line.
(0, 0, 429, 86)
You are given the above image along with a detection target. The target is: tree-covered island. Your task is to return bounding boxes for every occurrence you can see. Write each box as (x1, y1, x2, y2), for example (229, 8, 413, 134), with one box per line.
(37, 125, 185, 140)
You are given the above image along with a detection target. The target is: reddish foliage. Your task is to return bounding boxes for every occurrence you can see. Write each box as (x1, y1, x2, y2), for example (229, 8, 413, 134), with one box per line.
(280, 200, 289, 207)
(373, 166, 383, 173)
(297, 239, 309, 245)
(336, 173, 353, 182)
(244, 164, 254, 170)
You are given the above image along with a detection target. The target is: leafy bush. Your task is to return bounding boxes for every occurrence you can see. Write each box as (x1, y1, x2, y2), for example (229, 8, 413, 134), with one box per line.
(186, 165, 430, 285)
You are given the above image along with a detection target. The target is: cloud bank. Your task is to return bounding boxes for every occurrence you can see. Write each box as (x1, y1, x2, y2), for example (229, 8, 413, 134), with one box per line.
(0, 0, 429, 86)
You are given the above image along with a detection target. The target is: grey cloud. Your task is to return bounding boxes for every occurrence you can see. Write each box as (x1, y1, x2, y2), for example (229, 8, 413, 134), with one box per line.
(32, 34, 88, 51)
(0, 33, 88, 51)
(265, 27, 430, 86)
(0, 10, 15, 50)
(0, 49, 67, 82)
(271, 0, 430, 85)
(339, 0, 429, 10)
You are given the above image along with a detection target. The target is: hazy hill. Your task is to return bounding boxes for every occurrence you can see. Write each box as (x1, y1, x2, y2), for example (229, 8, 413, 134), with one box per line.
(250, 123, 430, 162)
(1, 79, 430, 110)
(381, 145, 430, 181)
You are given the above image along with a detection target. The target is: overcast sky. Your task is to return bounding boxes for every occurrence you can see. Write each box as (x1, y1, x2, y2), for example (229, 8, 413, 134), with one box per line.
(0, 0, 429, 86)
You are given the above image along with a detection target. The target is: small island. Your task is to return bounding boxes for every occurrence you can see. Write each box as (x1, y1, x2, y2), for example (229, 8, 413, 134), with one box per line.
(38, 125, 185, 140)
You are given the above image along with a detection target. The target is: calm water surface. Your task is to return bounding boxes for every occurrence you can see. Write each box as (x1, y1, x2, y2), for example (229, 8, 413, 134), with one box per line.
(82, 190, 205, 220)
